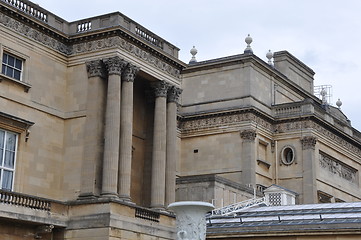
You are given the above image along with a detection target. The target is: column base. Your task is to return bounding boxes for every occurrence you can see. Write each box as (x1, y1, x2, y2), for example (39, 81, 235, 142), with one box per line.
(100, 192, 119, 198)
(77, 192, 98, 200)
(119, 195, 135, 205)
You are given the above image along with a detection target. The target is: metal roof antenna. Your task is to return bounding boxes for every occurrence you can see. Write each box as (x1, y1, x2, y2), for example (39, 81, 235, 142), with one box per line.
(244, 34, 253, 54)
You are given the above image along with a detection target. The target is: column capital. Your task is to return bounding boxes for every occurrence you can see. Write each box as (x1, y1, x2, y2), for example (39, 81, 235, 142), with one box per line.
(122, 63, 140, 82)
(152, 81, 169, 98)
(86, 60, 106, 78)
(167, 86, 182, 104)
(240, 129, 257, 142)
(301, 136, 317, 150)
(104, 56, 127, 76)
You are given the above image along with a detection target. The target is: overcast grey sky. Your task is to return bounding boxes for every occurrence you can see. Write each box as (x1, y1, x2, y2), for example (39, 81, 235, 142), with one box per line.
(35, 0, 361, 131)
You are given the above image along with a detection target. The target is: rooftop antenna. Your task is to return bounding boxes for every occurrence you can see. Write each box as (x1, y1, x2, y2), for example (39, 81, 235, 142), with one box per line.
(189, 46, 198, 64)
(244, 34, 253, 54)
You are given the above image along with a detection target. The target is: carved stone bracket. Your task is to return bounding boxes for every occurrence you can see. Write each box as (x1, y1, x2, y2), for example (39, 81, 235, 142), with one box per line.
(104, 56, 127, 76)
(86, 60, 106, 79)
(240, 129, 257, 142)
(152, 81, 169, 98)
(122, 63, 140, 82)
(167, 86, 182, 104)
(301, 136, 317, 150)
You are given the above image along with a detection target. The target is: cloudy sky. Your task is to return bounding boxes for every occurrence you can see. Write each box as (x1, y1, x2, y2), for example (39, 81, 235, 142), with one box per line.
(34, 0, 361, 130)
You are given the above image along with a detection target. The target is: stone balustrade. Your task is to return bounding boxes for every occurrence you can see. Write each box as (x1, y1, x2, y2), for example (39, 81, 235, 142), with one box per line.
(0, 189, 51, 211)
(1, 0, 179, 58)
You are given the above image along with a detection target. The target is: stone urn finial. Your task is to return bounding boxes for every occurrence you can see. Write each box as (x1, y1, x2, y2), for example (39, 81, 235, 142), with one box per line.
(168, 201, 214, 240)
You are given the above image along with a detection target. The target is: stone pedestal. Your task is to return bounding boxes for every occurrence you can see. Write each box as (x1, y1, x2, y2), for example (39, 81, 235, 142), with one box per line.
(168, 201, 214, 240)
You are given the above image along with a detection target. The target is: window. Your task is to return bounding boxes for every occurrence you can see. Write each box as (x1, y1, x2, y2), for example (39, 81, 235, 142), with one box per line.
(280, 145, 296, 165)
(2, 52, 23, 81)
(0, 129, 17, 191)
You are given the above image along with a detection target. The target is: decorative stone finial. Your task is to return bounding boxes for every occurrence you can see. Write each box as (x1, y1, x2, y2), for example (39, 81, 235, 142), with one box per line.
(336, 98, 342, 109)
(244, 34, 253, 54)
(189, 46, 198, 64)
(266, 49, 273, 66)
(320, 88, 327, 104)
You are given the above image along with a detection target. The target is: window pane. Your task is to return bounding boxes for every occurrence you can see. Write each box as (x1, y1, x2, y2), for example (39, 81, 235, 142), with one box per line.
(8, 55, 15, 66)
(2, 53, 7, 63)
(2, 170, 13, 190)
(5, 67, 13, 78)
(6, 133, 16, 151)
(0, 130, 4, 148)
(1, 65, 5, 75)
(13, 70, 21, 80)
(4, 151, 14, 169)
(15, 59, 22, 70)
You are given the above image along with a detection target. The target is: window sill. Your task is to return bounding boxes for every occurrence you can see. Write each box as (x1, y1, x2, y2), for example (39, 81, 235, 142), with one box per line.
(257, 159, 271, 169)
(0, 74, 31, 92)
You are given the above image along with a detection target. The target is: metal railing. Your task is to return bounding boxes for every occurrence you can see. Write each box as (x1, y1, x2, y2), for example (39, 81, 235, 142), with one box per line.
(211, 197, 266, 216)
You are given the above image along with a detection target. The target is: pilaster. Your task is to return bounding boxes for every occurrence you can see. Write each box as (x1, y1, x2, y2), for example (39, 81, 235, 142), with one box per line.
(301, 136, 318, 204)
(79, 60, 107, 199)
(240, 129, 257, 186)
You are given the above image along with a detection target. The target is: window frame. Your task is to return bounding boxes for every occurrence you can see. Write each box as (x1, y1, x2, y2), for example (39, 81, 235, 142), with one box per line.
(0, 129, 18, 191)
(2, 52, 23, 81)
(0, 45, 31, 92)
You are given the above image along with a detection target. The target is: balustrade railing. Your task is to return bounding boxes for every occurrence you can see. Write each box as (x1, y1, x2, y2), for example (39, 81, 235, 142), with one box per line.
(1, 0, 48, 22)
(135, 26, 163, 48)
(0, 189, 51, 211)
(135, 207, 160, 222)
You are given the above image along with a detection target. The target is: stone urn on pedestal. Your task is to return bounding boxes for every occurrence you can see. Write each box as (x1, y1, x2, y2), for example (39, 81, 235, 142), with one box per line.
(168, 201, 214, 240)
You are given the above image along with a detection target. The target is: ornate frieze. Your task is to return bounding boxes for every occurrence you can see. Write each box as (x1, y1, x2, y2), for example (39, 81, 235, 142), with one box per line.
(122, 63, 140, 82)
(240, 129, 257, 142)
(72, 36, 181, 79)
(86, 60, 106, 78)
(181, 112, 271, 133)
(152, 81, 169, 98)
(103, 56, 127, 76)
(167, 86, 182, 104)
(0, 12, 71, 55)
(301, 136, 317, 150)
(319, 151, 358, 184)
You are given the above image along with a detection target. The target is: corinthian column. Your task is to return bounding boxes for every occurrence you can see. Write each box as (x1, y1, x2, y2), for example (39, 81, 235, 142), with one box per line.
(165, 86, 182, 206)
(101, 56, 127, 197)
(79, 60, 106, 199)
(118, 63, 139, 201)
(150, 80, 169, 209)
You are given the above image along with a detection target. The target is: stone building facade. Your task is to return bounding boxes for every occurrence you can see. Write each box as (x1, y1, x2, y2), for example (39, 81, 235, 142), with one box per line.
(1, 0, 361, 239)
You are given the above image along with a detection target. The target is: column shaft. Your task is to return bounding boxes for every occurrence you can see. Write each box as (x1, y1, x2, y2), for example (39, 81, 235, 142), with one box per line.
(301, 136, 318, 204)
(118, 64, 139, 201)
(151, 81, 168, 209)
(101, 73, 121, 196)
(165, 86, 182, 206)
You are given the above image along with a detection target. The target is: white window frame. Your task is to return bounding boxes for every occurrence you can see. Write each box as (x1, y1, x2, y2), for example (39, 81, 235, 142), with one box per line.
(0, 45, 31, 92)
(0, 129, 18, 191)
(2, 52, 23, 81)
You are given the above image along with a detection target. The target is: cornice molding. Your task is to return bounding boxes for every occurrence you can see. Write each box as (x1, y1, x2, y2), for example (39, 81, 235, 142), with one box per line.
(0, 12, 181, 79)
